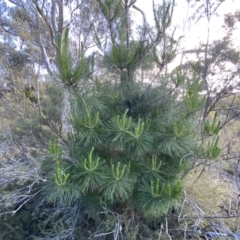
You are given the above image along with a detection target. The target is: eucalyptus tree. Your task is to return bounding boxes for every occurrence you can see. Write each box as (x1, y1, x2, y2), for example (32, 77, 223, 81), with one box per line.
(0, 0, 102, 74)
(0, 0, 103, 141)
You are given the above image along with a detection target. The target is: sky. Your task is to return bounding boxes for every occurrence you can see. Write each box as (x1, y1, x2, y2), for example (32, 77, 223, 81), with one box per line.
(132, 0, 239, 70)
(134, 0, 238, 46)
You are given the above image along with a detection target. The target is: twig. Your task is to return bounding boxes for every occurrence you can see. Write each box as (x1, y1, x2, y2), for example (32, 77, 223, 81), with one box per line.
(165, 217, 172, 240)
(0, 187, 44, 216)
(236, 159, 240, 191)
(94, 205, 122, 239)
(94, 230, 115, 238)
(158, 223, 163, 240)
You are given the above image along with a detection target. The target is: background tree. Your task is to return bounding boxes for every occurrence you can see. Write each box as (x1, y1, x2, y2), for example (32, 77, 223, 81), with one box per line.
(173, 1, 240, 175)
(177, 0, 240, 120)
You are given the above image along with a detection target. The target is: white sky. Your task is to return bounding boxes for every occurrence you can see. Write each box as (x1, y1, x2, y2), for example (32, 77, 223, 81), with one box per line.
(133, 0, 239, 71)
(134, 0, 239, 48)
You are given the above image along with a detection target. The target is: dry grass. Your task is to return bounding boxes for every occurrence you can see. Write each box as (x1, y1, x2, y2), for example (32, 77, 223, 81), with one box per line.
(178, 167, 240, 239)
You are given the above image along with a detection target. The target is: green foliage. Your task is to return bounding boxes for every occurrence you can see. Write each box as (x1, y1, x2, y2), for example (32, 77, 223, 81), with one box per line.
(42, 77, 203, 221)
(183, 78, 206, 113)
(204, 112, 221, 136)
(54, 161, 70, 186)
(23, 85, 37, 104)
(103, 162, 134, 202)
(57, 28, 85, 86)
(49, 138, 62, 158)
(206, 136, 221, 159)
(97, 0, 123, 23)
(72, 147, 107, 193)
(202, 113, 221, 159)
(137, 179, 182, 217)
(46, 182, 81, 207)
(110, 41, 140, 71)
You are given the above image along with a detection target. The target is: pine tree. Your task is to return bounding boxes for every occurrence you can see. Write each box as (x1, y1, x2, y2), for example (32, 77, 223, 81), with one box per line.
(0, 0, 222, 239)
(41, 0, 221, 236)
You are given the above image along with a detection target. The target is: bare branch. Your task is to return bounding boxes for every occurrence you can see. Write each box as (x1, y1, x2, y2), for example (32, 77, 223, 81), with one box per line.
(32, 0, 56, 48)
